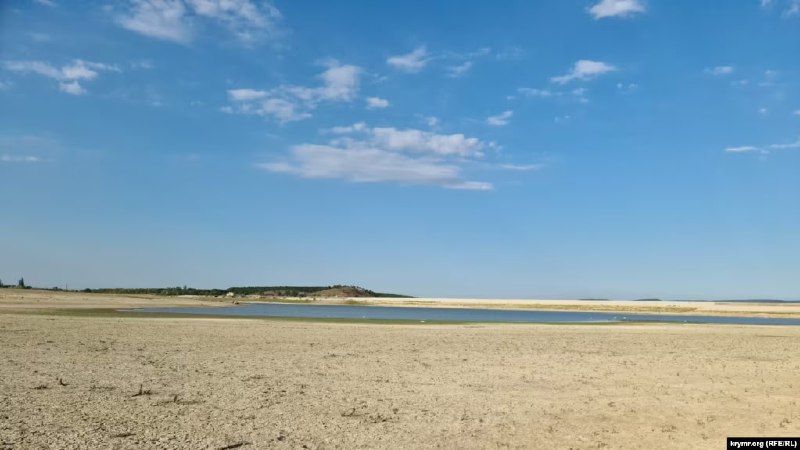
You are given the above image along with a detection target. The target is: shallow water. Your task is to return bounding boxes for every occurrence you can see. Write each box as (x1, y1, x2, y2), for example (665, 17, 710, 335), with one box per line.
(133, 303, 800, 325)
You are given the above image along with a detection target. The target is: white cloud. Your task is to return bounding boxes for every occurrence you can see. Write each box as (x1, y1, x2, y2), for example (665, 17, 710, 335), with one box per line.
(117, 0, 192, 43)
(764, 0, 800, 15)
(498, 163, 544, 171)
(258, 144, 491, 190)
(486, 110, 513, 126)
(0, 80, 10, 90)
(758, 107, 768, 115)
(257, 124, 497, 190)
(787, 0, 800, 15)
(117, 0, 282, 45)
(366, 96, 390, 109)
(316, 62, 361, 101)
(588, 0, 645, 19)
(228, 88, 267, 101)
(328, 122, 368, 134)
(725, 137, 800, 156)
(794, 110, 800, 116)
(130, 60, 155, 70)
(260, 98, 311, 122)
(724, 146, 760, 153)
(769, 138, 800, 149)
(33, 0, 57, 6)
(59, 81, 86, 95)
(705, 65, 735, 76)
(425, 116, 439, 127)
(517, 88, 555, 98)
(446, 61, 473, 78)
(387, 46, 430, 73)
(2, 59, 119, 95)
(0, 155, 43, 163)
(551, 60, 617, 84)
(224, 61, 361, 122)
(369, 127, 485, 157)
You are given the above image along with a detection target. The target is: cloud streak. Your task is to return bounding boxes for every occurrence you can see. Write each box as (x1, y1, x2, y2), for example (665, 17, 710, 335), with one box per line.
(551, 60, 616, 84)
(705, 65, 735, 75)
(486, 110, 513, 126)
(588, 0, 645, 19)
(117, 0, 282, 45)
(724, 138, 800, 155)
(1, 155, 44, 163)
(366, 96, 390, 109)
(387, 46, 430, 73)
(2, 59, 119, 95)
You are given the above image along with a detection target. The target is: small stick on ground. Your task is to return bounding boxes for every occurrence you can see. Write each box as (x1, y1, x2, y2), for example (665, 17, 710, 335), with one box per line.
(131, 384, 152, 397)
(58, 378, 68, 386)
(111, 432, 135, 438)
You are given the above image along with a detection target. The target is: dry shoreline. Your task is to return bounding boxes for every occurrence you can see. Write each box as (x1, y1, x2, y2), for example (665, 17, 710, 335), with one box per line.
(1, 290, 799, 449)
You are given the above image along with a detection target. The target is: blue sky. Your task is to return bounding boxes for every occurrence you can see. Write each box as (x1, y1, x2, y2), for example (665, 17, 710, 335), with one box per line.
(1, 0, 799, 299)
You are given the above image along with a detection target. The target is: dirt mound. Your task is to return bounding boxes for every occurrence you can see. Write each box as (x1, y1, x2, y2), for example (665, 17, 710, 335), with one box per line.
(308, 287, 374, 297)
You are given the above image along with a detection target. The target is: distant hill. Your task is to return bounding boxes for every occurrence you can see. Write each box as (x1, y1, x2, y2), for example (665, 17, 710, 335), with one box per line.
(82, 285, 412, 298)
(307, 286, 382, 298)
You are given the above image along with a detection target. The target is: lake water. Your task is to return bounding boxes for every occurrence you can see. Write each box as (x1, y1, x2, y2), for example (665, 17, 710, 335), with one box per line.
(133, 303, 800, 326)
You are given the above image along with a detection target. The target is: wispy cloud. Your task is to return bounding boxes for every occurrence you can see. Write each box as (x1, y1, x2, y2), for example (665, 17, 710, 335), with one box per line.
(588, 0, 645, 19)
(29, 32, 52, 42)
(486, 110, 513, 126)
(724, 137, 800, 156)
(705, 65, 735, 76)
(769, 138, 800, 149)
(116, 0, 282, 45)
(0, 134, 61, 163)
(761, 0, 800, 16)
(387, 46, 430, 73)
(258, 123, 496, 190)
(367, 127, 486, 157)
(551, 60, 616, 84)
(724, 145, 760, 153)
(389, 45, 495, 78)
(446, 61, 473, 78)
(224, 60, 361, 122)
(2, 59, 119, 95)
(498, 163, 544, 171)
(516, 88, 555, 98)
(33, 0, 57, 7)
(258, 145, 491, 190)
(424, 116, 439, 127)
(365, 96, 390, 109)
(1, 155, 44, 163)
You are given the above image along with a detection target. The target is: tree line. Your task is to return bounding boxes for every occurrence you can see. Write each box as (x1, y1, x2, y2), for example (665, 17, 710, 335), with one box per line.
(0, 277, 29, 289)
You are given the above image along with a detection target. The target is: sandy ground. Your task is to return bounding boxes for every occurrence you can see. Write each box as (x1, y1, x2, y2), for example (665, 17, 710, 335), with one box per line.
(1, 292, 799, 449)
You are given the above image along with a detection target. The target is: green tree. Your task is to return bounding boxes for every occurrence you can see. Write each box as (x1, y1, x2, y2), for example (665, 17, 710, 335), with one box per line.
(18, 277, 25, 288)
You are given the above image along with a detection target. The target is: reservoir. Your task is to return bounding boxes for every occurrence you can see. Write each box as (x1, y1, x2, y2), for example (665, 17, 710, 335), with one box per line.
(133, 303, 800, 325)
